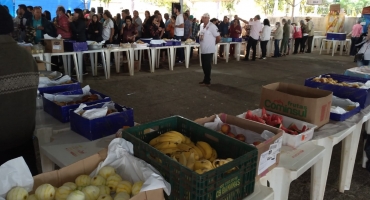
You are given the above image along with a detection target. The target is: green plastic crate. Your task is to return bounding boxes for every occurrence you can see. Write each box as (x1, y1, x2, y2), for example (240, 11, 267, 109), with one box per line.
(122, 116, 258, 200)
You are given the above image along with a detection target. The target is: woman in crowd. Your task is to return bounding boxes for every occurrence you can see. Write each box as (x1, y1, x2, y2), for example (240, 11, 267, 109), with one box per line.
(43, 10, 51, 21)
(102, 10, 114, 43)
(88, 14, 103, 42)
(121, 16, 137, 43)
(356, 25, 370, 66)
(156, 13, 165, 33)
(272, 22, 283, 58)
(349, 19, 363, 56)
(229, 19, 241, 57)
(300, 20, 308, 53)
(292, 22, 302, 54)
(260, 19, 271, 60)
(142, 11, 151, 38)
(280, 19, 289, 56)
(148, 15, 163, 39)
(69, 8, 86, 42)
(166, 15, 175, 39)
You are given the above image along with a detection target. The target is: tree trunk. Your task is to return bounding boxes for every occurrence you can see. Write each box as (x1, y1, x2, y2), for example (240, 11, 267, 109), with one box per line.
(314, 5, 318, 15)
(273, 0, 279, 15)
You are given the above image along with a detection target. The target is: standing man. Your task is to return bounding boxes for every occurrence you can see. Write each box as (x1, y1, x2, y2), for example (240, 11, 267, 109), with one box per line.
(218, 16, 229, 57)
(0, 5, 39, 175)
(18, 4, 32, 35)
(184, 13, 192, 40)
(199, 13, 221, 86)
(164, 13, 170, 28)
(55, 6, 71, 39)
(305, 16, 314, 53)
(133, 10, 142, 39)
(174, 4, 185, 63)
(121, 9, 128, 27)
(240, 15, 263, 61)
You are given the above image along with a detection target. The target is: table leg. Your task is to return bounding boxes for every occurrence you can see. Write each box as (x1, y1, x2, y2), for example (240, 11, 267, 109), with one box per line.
(170, 47, 175, 69)
(89, 53, 95, 76)
(363, 120, 370, 168)
(105, 50, 111, 79)
(266, 167, 292, 200)
(61, 55, 68, 75)
(167, 48, 172, 70)
(156, 49, 160, 68)
(312, 38, 316, 52)
(94, 53, 98, 76)
(44, 53, 52, 71)
(326, 41, 331, 54)
(134, 50, 138, 60)
(339, 123, 362, 192)
(35, 127, 55, 173)
(332, 41, 336, 56)
(339, 41, 344, 56)
(236, 43, 241, 61)
(225, 44, 230, 63)
(147, 49, 152, 70)
(138, 50, 142, 71)
(74, 53, 82, 82)
(185, 46, 191, 68)
(214, 45, 218, 64)
(311, 138, 333, 200)
(150, 48, 156, 72)
(115, 52, 120, 73)
(100, 51, 108, 79)
(130, 49, 134, 76)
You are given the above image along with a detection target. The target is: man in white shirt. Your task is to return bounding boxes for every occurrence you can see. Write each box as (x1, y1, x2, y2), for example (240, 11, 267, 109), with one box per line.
(102, 10, 114, 43)
(174, 4, 185, 63)
(305, 16, 314, 53)
(133, 10, 142, 39)
(199, 13, 221, 86)
(239, 15, 263, 61)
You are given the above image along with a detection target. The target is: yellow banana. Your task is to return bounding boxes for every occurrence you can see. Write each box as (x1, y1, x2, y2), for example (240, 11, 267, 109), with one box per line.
(186, 152, 195, 170)
(194, 159, 214, 170)
(149, 135, 182, 146)
(195, 168, 211, 174)
(154, 142, 178, 150)
(162, 131, 186, 142)
(188, 143, 203, 159)
(196, 141, 212, 159)
(177, 143, 193, 152)
(159, 148, 181, 155)
(184, 136, 191, 144)
(209, 148, 217, 162)
(178, 152, 187, 166)
(172, 155, 178, 162)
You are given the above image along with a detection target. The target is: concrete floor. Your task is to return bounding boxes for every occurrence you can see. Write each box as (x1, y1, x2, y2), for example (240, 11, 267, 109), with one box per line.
(81, 50, 370, 200)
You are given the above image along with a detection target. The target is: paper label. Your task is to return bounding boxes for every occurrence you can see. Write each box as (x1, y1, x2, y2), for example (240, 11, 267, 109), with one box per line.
(53, 45, 61, 50)
(258, 136, 282, 175)
(65, 145, 86, 157)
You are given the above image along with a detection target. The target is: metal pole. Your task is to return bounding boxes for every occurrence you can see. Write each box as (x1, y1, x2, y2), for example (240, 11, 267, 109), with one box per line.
(292, 0, 295, 22)
(180, 0, 183, 13)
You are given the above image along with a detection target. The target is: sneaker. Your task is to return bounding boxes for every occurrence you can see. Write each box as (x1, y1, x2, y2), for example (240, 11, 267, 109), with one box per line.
(262, 57, 266, 60)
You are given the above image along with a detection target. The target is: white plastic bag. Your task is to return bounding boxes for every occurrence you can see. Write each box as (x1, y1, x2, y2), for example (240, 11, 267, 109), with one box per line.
(90, 138, 171, 195)
(0, 157, 34, 199)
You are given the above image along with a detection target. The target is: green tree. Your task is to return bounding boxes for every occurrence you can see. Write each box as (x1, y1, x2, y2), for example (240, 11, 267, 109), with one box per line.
(254, 0, 275, 15)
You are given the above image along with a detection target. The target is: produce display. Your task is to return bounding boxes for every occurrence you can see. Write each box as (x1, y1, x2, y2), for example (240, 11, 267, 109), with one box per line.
(243, 108, 309, 135)
(5, 166, 144, 200)
(53, 94, 99, 106)
(135, 40, 145, 44)
(312, 76, 361, 88)
(149, 131, 235, 174)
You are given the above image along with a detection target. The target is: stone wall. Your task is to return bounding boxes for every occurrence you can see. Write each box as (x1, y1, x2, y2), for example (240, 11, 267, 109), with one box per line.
(266, 17, 360, 34)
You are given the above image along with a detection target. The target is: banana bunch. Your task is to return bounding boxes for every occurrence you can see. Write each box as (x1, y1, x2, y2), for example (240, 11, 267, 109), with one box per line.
(149, 131, 235, 174)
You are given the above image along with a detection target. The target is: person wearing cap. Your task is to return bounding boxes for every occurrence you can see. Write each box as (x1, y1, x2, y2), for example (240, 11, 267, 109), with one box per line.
(198, 13, 221, 86)
(239, 15, 263, 61)
(0, 5, 39, 175)
(348, 19, 363, 56)
(305, 16, 314, 53)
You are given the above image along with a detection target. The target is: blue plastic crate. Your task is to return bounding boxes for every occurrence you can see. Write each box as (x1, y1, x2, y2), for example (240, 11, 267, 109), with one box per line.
(344, 68, 370, 80)
(232, 38, 242, 42)
(330, 106, 361, 121)
(64, 40, 88, 52)
(43, 89, 111, 123)
(149, 44, 164, 47)
(173, 41, 181, 46)
(326, 33, 346, 41)
(38, 79, 80, 96)
(305, 73, 370, 108)
(165, 41, 173, 46)
(70, 102, 134, 140)
(221, 38, 232, 43)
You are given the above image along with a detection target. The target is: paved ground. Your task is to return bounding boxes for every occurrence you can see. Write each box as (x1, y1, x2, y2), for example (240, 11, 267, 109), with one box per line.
(79, 50, 370, 199)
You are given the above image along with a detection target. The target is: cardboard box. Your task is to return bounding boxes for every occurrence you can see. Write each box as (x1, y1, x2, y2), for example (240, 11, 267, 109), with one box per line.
(36, 60, 46, 71)
(32, 149, 164, 200)
(44, 39, 64, 53)
(238, 109, 317, 148)
(195, 114, 283, 180)
(259, 82, 332, 128)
